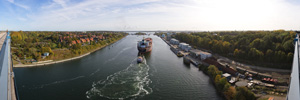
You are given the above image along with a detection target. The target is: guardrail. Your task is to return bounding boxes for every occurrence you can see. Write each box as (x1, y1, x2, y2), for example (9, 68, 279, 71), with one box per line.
(0, 32, 18, 100)
(287, 33, 300, 100)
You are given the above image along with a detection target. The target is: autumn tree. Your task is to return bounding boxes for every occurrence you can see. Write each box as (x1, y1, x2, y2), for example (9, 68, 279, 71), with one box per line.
(235, 87, 256, 100)
(224, 86, 236, 100)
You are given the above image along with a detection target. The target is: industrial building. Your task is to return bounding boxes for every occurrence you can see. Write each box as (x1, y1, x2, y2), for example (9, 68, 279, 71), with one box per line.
(170, 38, 179, 45)
(189, 49, 212, 60)
(178, 43, 191, 52)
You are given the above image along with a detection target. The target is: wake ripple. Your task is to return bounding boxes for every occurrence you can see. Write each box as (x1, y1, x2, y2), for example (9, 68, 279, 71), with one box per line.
(31, 76, 85, 89)
(88, 47, 132, 77)
(86, 57, 152, 99)
(103, 47, 132, 64)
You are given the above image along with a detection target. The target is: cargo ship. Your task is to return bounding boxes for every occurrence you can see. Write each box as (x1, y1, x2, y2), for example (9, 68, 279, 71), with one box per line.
(137, 38, 152, 53)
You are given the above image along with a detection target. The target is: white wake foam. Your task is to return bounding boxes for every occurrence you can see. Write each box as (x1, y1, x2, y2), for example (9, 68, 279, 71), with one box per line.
(86, 57, 152, 99)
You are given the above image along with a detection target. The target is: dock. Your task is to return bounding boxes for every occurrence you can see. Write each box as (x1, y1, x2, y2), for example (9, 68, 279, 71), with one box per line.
(160, 37, 201, 66)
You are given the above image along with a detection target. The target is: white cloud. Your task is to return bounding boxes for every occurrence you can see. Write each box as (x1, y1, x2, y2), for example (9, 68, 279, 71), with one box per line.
(17, 17, 27, 21)
(7, 0, 14, 3)
(6, 0, 30, 10)
(14, 0, 300, 31)
(53, 0, 69, 8)
(42, 0, 70, 9)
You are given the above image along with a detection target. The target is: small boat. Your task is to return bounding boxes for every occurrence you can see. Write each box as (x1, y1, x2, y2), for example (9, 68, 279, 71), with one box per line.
(177, 52, 183, 57)
(137, 56, 143, 63)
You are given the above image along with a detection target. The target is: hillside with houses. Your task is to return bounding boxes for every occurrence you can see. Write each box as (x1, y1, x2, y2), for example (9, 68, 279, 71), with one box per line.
(10, 31, 127, 64)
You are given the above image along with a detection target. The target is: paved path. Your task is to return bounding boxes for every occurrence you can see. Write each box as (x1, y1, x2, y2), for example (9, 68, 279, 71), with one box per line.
(0, 32, 16, 100)
(0, 32, 7, 51)
(217, 56, 291, 73)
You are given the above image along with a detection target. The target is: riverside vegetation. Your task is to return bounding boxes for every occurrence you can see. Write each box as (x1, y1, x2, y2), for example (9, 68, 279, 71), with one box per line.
(157, 30, 295, 69)
(155, 30, 294, 100)
(10, 31, 127, 64)
(201, 65, 256, 100)
(134, 32, 147, 35)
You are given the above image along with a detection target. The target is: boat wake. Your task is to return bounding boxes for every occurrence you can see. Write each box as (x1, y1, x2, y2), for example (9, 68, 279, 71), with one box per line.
(31, 76, 85, 89)
(89, 47, 132, 77)
(103, 47, 132, 64)
(86, 57, 152, 100)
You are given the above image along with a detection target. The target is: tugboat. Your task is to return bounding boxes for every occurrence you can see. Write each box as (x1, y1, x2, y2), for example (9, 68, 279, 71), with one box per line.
(137, 38, 152, 53)
(177, 52, 184, 57)
(137, 56, 143, 63)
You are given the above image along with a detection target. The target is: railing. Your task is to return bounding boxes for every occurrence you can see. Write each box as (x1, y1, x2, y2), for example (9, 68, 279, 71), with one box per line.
(287, 33, 300, 100)
(11, 54, 20, 100)
(0, 32, 18, 100)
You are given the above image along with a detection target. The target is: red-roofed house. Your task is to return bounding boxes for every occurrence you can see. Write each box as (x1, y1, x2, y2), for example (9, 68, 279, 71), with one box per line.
(76, 40, 81, 44)
(59, 37, 63, 42)
(98, 35, 104, 40)
(69, 40, 76, 46)
(72, 41, 76, 45)
(86, 38, 90, 43)
(81, 39, 86, 43)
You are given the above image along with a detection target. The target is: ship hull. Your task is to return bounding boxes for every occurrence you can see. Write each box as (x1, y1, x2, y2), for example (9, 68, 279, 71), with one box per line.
(137, 37, 152, 53)
(138, 46, 152, 53)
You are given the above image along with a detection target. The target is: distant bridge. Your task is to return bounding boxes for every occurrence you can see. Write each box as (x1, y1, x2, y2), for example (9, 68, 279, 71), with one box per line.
(0, 31, 18, 100)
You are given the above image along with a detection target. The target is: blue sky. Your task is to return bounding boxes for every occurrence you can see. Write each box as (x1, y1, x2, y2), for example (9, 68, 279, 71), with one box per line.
(1, 0, 300, 31)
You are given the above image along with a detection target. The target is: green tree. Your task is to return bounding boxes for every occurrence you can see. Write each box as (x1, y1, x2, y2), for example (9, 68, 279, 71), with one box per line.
(41, 47, 54, 55)
(235, 87, 256, 100)
(224, 86, 236, 100)
(248, 48, 264, 60)
(57, 43, 62, 48)
(222, 41, 231, 54)
(208, 65, 222, 79)
(265, 49, 274, 62)
(282, 40, 293, 52)
(287, 52, 293, 63)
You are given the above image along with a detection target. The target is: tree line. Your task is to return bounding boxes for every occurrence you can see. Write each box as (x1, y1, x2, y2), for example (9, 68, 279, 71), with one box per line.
(171, 30, 295, 69)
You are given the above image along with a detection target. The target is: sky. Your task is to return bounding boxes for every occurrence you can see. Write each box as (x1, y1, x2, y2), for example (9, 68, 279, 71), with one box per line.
(1, 0, 300, 31)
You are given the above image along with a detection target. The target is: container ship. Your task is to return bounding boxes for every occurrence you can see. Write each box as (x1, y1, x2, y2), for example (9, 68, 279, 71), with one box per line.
(137, 38, 152, 53)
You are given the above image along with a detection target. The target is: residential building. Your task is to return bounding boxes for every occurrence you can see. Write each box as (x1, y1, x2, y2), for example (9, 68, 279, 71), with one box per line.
(76, 40, 81, 44)
(43, 52, 50, 56)
(81, 39, 86, 43)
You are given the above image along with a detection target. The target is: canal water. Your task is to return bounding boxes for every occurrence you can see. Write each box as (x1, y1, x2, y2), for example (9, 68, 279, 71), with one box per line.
(14, 35, 222, 100)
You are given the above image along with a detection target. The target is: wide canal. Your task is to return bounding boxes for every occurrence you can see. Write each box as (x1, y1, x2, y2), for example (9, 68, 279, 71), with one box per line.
(14, 34, 222, 100)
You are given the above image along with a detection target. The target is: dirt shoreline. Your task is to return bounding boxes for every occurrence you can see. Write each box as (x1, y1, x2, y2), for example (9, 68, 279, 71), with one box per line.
(14, 37, 125, 67)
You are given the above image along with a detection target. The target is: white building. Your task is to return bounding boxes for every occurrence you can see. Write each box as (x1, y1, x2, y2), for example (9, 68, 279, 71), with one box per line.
(190, 49, 212, 60)
(199, 51, 212, 60)
(170, 38, 179, 45)
(179, 43, 191, 52)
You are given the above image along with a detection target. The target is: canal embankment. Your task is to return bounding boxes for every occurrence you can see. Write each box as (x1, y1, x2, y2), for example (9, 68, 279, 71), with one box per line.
(158, 35, 288, 100)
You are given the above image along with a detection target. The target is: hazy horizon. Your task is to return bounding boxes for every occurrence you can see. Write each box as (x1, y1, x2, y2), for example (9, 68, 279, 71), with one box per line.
(1, 0, 300, 31)
(2, 29, 299, 32)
